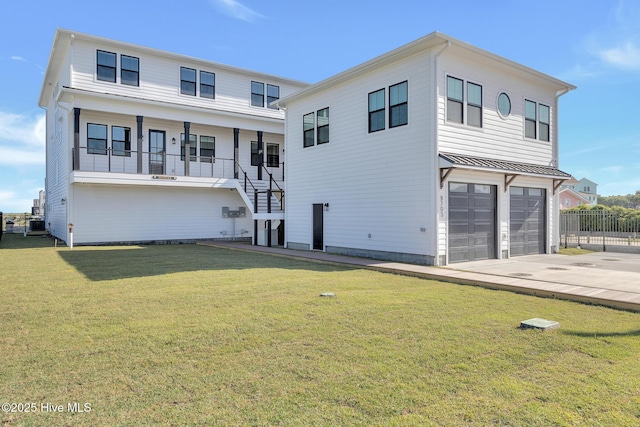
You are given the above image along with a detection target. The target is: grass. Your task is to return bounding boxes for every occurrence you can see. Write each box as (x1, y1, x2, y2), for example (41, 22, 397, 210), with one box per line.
(558, 247, 595, 255)
(1, 233, 639, 426)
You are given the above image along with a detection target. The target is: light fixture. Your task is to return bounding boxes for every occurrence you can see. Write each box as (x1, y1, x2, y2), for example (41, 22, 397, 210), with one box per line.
(61, 198, 66, 205)
(172, 137, 176, 144)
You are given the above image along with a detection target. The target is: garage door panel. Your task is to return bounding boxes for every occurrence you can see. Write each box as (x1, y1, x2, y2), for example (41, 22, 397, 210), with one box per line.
(449, 183, 496, 263)
(510, 187, 545, 256)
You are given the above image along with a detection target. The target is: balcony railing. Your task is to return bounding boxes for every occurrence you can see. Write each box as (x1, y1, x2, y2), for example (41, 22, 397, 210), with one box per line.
(73, 146, 284, 181)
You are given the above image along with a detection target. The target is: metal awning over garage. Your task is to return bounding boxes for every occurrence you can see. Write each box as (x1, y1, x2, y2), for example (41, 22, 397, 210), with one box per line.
(439, 152, 572, 193)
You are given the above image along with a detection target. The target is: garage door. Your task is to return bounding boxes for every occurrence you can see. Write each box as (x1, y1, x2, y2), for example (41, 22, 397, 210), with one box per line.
(449, 183, 497, 263)
(510, 187, 545, 256)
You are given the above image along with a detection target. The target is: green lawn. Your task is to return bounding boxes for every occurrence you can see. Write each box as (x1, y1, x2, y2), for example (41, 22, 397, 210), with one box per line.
(1, 234, 639, 426)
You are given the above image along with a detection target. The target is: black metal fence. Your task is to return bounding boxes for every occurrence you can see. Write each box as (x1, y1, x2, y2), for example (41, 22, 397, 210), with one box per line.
(560, 210, 640, 250)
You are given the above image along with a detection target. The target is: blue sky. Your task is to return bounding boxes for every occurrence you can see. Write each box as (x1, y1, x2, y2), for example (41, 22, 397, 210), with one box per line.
(1, 0, 639, 212)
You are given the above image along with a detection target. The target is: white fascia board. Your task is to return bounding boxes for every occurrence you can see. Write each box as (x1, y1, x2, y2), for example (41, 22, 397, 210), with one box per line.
(70, 171, 238, 189)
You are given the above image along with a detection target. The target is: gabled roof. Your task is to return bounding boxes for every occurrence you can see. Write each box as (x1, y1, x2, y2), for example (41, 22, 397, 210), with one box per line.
(439, 153, 572, 179)
(559, 188, 592, 204)
(277, 31, 576, 107)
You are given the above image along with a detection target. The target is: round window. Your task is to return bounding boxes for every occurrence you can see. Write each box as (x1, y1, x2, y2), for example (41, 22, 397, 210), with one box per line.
(497, 92, 511, 118)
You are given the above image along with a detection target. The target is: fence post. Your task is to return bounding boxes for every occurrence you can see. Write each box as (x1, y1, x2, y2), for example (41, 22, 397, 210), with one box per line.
(602, 209, 606, 252)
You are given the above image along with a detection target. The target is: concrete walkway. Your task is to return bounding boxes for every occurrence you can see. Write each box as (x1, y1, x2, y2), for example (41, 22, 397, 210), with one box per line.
(198, 241, 640, 312)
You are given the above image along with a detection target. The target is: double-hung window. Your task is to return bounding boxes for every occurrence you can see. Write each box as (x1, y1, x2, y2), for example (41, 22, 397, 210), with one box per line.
(87, 124, 108, 155)
(446, 76, 464, 124)
(539, 104, 550, 142)
(303, 112, 315, 148)
(525, 100, 537, 139)
(467, 82, 482, 127)
(317, 108, 329, 144)
(181, 133, 197, 161)
(200, 71, 215, 99)
(251, 81, 264, 107)
(368, 89, 385, 132)
(200, 136, 215, 163)
(112, 126, 131, 157)
(267, 143, 279, 167)
(267, 84, 280, 109)
(180, 67, 197, 96)
(251, 141, 261, 166)
(389, 82, 408, 128)
(97, 51, 117, 83)
(121, 55, 139, 86)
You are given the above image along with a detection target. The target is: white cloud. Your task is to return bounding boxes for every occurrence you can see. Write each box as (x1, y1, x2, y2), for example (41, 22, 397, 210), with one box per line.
(597, 41, 640, 70)
(0, 112, 46, 166)
(209, 0, 265, 22)
(0, 189, 39, 213)
(11, 56, 26, 62)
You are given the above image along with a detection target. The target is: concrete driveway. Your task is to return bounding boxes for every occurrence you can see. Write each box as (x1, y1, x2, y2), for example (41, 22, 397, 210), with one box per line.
(444, 252, 640, 311)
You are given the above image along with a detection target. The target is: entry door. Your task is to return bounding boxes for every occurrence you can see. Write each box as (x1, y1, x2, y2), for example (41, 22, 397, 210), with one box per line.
(149, 130, 166, 174)
(510, 187, 546, 256)
(448, 183, 497, 263)
(312, 204, 324, 250)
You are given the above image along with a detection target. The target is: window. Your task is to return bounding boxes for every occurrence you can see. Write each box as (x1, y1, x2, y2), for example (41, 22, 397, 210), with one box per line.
(97, 50, 116, 83)
(389, 81, 408, 128)
(200, 136, 215, 163)
(112, 126, 131, 157)
(498, 92, 511, 117)
(121, 55, 139, 86)
(251, 81, 264, 107)
(200, 71, 215, 99)
(251, 141, 261, 166)
(87, 124, 107, 155)
(369, 89, 385, 132)
(525, 100, 537, 139)
(181, 133, 197, 161)
(317, 108, 329, 144)
(446, 76, 463, 124)
(467, 82, 482, 127)
(303, 112, 315, 147)
(267, 84, 280, 109)
(539, 104, 550, 142)
(180, 67, 196, 96)
(267, 143, 279, 167)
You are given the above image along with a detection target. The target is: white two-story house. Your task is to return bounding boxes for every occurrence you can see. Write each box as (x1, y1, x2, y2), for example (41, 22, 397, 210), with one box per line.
(278, 32, 574, 265)
(39, 29, 308, 246)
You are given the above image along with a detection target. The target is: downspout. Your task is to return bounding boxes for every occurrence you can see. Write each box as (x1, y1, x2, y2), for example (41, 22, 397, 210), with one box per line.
(551, 86, 573, 253)
(431, 40, 450, 266)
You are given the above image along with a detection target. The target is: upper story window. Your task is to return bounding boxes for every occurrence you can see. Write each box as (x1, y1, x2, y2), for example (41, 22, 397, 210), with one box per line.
(368, 88, 385, 133)
(317, 108, 329, 144)
(525, 99, 550, 141)
(447, 76, 483, 128)
(200, 136, 215, 163)
(446, 76, 463, 123)
(121, 55, 139, 87)
(467, 82, 482, 127)
(389, 81, 408, 128)
(112, 126, 131, 157)
(200, 71, 215, 99)
(180, 67, 197, 96)
(251, 81, 264, 107)
(267, 84, 280, 109)
(303, 112, 315, 148)
(97, 50, 117, 83)
(87, 123, 108, 155)
(539, 104, 550, 142)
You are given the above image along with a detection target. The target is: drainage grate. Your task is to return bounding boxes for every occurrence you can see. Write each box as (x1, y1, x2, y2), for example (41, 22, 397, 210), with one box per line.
(509, 272, 533, 277)
(571, 262, 596, 267)
(547, 267, 569, 271)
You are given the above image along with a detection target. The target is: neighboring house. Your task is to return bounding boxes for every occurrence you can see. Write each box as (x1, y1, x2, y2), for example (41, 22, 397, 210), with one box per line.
(32, 190, 46, 217)
(278, 32, 574, 265)
(38, 29, 308, 246)
(577, 178, 598, 205)
(559, 188, 591, 210)
(559, 176, 597, 208)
